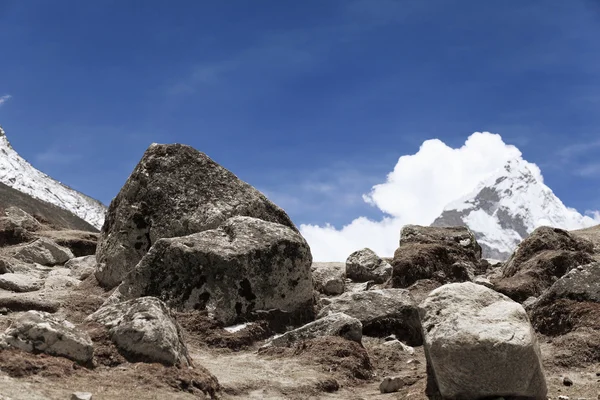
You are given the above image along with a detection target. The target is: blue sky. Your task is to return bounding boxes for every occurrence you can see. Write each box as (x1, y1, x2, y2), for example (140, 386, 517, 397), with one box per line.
(0, 0, 599, 229)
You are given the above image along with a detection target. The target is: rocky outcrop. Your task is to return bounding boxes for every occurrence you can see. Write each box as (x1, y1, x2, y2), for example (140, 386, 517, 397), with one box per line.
(391, 225, 482, 288)
(346, 248, 392, 284)
(37, 230, 99, 257)
(495, 227, 595, 302)
(88, 297, 191, 367)
(263, 313, 362, 348)
(108, 216, 314, 326)
(529, 262, 600, 336)
(419, 282, 547, 400)
(311, 262, 345, 295)
(0, 311, 93, 364)
(12, 237, 74, 266)
(95, 143, 297, 288)
(317, 289, 422, 345)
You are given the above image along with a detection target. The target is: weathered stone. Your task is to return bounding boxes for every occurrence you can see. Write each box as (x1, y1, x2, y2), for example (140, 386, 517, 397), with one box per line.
(36, 230, 99, 257)
(88, 297, 190, 367)
(95, 143, 297, 288)
(0, 273, 43, 292)
(65, 255, 96, 280)
(4, 206, 43, 232)
(420, 282, 547, 400)
(346, 248, 392, 283)
(391, 225, 481, 288)
(473, 276, 493, 289)
(317, 289, 422, 345)
(383, 340, 415, 355)
(12, 238, 74, 266)
(312, 262, 345, 295)
(71, 393, 93, 400)
(495, 227, 595, 302)
(530, 262, 600, 336)
(108, 216, 314, 326)
(380, 376, 404, 394)
(0, 217, 34, 247)
(0, 311, 93, 363)
(264, 313, 362, 348)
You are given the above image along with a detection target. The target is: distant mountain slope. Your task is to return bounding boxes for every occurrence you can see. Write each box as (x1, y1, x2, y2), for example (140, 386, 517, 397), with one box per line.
(432, 158, 597, 260)
(0, 126, 106, 229)
(0, 180, 97, 231)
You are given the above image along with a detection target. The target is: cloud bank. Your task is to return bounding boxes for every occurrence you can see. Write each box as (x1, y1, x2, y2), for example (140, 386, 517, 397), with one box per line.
(300, 132, 596, 261)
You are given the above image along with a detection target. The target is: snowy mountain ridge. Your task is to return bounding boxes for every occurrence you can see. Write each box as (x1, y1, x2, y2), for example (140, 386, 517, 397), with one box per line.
(0, 126, 106, 229)
(431, 158, 598, 260)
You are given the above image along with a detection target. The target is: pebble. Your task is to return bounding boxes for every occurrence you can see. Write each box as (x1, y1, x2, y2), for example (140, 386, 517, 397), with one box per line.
(558, 396, 569, 400)
(563, 377, 573, 386)
(71, 393, 93, 400)
(379, 376, 404, 394)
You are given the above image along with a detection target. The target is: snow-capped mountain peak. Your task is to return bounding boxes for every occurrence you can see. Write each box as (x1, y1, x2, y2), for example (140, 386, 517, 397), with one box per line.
(432, 157, 597, 260)
(0, 125, 106, 229)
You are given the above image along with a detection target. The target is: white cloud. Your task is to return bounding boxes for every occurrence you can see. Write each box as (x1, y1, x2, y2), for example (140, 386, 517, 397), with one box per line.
(0, 94, 11, 106)
(300, 132, 538, 261)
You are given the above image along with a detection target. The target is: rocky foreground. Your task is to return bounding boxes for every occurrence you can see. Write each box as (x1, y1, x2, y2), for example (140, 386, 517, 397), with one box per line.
(0, 142, 598, 400)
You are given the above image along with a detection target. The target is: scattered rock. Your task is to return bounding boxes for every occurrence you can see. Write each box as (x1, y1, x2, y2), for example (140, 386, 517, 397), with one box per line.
(558, 396, 570, 400)
(317, 289, 422, 345)
(420, 282, 547, 400)
(71, 393, 93, 400)
(495, 227, 595, 302)
(391, 225, 481, 288)
(0, 273, 43, 292)
(563, 377, 574, 386)
(12, 238, 74, 266)
(64, 255, 96, 280)
(530, 262, 600, 337)
(0, 311, 93, 364)
(263, 313, 362, 348)
(345, 248, 392, 283)
(95, 143, 297, 288)
(312, 262, 345, 295)
(383, 340, 415, 355)
(108, 216, 315, 326)
(88, 297, 191, 367)
(380, 376, 404, 393)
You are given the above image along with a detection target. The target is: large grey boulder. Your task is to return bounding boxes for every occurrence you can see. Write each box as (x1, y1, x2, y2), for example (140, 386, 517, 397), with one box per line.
(392, 225, 482, 288)
(0, 273, 43, 292)
(263, 312, 362, 348)
(495, 227, 595, 302)
(87, 297, 190, 367)
(0, 311, 93, 364)
(95, 143, 297, 288)
(12, 238, 74, 266)
(317, 289, 422, 345)
(65, 255, 96, 280)
(312, 262, 345, 295)
(420, 282, 547, 400)
(108, 216, 314, 326)
(346, 248, 392, 284)
(530, 262, 600, 336)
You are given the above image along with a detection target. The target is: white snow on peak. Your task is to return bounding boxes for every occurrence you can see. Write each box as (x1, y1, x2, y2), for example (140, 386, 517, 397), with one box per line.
(0, 125, 106, 229)
(434, 157, 597, 259)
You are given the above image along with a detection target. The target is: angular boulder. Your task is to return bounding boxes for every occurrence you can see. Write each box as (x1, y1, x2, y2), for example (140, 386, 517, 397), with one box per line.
(88, 297, 191, 367)
(0, 273, 43, 292)
(108, 216, 314, 326)
(0, 311, 93, 363)
(346, 248, 392, 283)
(65, 255, 97, 280)
(420, 282, 547, 400)
(317, 289, 422, 345)
(312, 262, 345, 295)
(4, 206, 43, 232)
(12, 238, 74, 266)
(0, 217, 34, 247)
(529, 262, 600, 336)
(391, 225, 481, 288)
(95, 143, 297, 288)
(496, 227, 595, 302)
(264, 312, 362, 348)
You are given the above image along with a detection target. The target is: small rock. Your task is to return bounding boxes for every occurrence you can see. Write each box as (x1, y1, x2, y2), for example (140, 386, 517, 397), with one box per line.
(312, 263, 345, 296)
(558, 396, 570, 400)
(563, 377, 573, 386)
(380, 376, 404, 394)
(406, 359, 421, 365)
(346, 248, 392, 284)
(71, 393, 93, 400)
(383, 340, 415, 355)
(13, 238, 74, 266)
(473, 276, 493, 288)
(523, 296, 538, 308)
